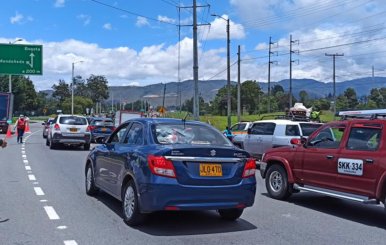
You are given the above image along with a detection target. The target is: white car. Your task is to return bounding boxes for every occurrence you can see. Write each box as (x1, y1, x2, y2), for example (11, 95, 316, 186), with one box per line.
(243, 119, 322, 159)
(46, 114, 91, 150)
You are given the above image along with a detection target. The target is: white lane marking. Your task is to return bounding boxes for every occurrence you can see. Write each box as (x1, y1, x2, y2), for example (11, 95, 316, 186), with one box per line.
(44, 206, 60, 220)
(28, 174, 36, 181)
(40, 199, 48, 202)
(21, 147, 25, 150)
(34, 187, 45, 196)
(25, 166, 31, 170)
(23, 160, 28, 164)
(21, 150, 26, 154)
(22, 154, 27, 158)
(57, 225, 67, 230)
(64, 241, 78, 245)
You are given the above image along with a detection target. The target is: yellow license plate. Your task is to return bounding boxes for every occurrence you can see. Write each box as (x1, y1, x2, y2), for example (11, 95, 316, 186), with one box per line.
(101, 127, 107, 132)
(70, 128, 77, 132)
(199, 163, 222, 177)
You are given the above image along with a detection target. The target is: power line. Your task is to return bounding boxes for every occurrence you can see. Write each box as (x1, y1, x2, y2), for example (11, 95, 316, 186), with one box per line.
(90, 0, 177, 25)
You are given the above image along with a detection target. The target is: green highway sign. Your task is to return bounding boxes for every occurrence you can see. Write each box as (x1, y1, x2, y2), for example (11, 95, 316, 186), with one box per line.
(0, 44, 43, 75)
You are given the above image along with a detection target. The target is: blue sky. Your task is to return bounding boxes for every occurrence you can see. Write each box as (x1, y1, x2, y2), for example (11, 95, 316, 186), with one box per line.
(1, 0, 386, 91)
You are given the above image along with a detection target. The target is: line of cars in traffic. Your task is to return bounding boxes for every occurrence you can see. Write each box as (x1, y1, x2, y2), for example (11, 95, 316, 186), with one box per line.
(42, 115, 115, 150)
(41, 109, 386, 226)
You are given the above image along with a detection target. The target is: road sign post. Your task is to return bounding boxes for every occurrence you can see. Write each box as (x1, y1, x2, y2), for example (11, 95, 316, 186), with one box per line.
(0, 44, 43, 75)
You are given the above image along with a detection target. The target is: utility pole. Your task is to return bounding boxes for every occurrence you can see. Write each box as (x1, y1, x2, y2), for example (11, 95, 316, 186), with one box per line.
(289, 35, 299, 109)
(193, 0, 199, 120)
(237, 45, 241, 122)
(325, 53, 344, 117)
(162, 83, 166, 110)
(267, 37, 276, 113)
(176, 2, 209, 119)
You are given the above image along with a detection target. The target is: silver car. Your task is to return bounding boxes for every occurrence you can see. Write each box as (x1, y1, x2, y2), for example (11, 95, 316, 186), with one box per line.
(46, 114, 91, 150)
(243, 119, 322, 159)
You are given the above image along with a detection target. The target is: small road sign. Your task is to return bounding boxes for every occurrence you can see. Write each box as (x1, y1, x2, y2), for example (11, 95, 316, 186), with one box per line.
(0, 44, 43, 75)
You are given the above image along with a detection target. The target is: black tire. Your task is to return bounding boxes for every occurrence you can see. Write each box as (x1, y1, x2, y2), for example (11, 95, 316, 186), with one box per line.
(85, 164, 99, 196)
(46, 138, 49, 146)
(84, 143, 90, 151)
(122, 180, 145, 226)
(265, 164, 292, 200)
(218, 208, 244, 221)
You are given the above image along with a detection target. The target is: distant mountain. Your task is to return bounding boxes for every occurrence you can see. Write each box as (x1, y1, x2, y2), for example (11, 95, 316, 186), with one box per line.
(41, 77, 386, 107)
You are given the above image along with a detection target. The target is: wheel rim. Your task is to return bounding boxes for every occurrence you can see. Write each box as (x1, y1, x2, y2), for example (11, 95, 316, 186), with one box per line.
(86, 167, 92, 191)
(124, 186, 135, 219)
(269, 170, 283, 192)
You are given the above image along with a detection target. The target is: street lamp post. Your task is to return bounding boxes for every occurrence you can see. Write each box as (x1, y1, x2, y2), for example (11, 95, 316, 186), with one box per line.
(71, 61, 83, 115)
(212, 14, 231, 128)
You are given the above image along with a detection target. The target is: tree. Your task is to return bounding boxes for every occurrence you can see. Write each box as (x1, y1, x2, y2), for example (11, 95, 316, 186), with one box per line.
(73, 75, 89, 97)
(343, 87, 358, 109)
(52, 79, 70, 105)
(240, 80, 263, 114)
(61, 96, 94, 115)
(87, 75, 109, 104)
(299, 90, 309, 105)
(272, 84, 284, 97)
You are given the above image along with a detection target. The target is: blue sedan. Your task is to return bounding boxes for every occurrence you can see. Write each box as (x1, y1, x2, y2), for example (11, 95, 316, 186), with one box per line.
(85, 118, 256, 226)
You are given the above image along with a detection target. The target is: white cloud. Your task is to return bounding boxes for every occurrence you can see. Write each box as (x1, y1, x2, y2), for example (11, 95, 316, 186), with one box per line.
(157, 15, 176, 24)
(103, 23, 112, 30)
(77, 14, 91, 26)
(10, 12, 24, 24)
(54, 0, 65, 8)
(136, 17, 150, 27)
(205, 15, 246, 40)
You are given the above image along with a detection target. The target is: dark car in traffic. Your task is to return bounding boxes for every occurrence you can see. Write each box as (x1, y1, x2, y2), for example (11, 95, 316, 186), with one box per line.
(88, 117, 115, 143)
(85, 118, 257, 226)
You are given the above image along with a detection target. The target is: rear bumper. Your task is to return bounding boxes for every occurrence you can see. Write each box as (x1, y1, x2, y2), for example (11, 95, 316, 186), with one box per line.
(138, 179, 256, 213)
(52, 133, 91, 145)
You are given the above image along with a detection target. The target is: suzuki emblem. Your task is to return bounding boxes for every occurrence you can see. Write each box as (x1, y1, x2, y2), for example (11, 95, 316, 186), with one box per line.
(210, 150, 216, 156)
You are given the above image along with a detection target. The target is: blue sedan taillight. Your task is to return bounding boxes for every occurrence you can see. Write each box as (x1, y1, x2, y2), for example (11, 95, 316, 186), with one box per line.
(242, 158, 256, 178)
(147, 155, 176, 178)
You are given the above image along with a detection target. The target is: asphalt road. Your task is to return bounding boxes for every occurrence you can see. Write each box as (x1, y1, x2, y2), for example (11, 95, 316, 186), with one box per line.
(1, 122, 386, 245)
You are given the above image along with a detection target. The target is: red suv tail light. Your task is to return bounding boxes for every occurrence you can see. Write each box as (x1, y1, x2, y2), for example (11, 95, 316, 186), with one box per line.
(147, 155, 176, 178)
(87, 126, 95, 132)
(242, 158, 256, 178)
(54, 123, 60, 131)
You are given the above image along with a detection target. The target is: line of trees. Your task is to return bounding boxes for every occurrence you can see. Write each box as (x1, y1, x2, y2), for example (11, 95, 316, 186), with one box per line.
(1, 75, 385, 117)
(180, 80, 386, 115)
(0, 74, 109, 116)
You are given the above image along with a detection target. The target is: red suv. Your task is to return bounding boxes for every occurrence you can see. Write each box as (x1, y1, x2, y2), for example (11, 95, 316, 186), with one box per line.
(259, 109, 386, 208)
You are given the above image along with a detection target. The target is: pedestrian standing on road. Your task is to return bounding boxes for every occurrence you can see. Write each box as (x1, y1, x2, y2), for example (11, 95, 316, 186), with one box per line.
(14, 115, 26, 144)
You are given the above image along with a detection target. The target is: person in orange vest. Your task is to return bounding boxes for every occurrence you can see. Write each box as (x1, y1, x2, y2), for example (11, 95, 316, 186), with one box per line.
(14, 115, 26, 144)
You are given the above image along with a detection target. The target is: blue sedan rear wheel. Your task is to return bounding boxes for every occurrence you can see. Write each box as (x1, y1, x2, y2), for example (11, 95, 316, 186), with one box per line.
(122, 181, 145, 226)
(218, 208, 244, 221)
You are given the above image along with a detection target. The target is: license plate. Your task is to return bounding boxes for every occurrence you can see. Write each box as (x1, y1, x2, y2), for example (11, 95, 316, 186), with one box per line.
(199, 163, 222, 177)
(101, 127, 107, 132)
(70, 128, 78, 132)
(337, 158, 363, 176)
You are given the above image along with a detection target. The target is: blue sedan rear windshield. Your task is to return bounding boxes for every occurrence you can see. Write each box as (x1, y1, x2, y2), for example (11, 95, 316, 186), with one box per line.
(153, 123, 232, 146)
